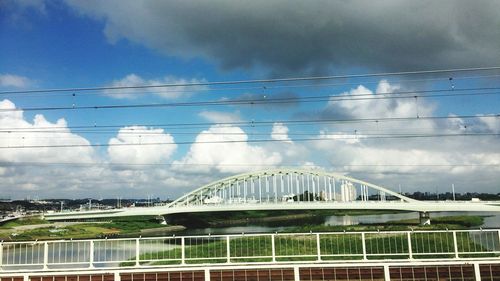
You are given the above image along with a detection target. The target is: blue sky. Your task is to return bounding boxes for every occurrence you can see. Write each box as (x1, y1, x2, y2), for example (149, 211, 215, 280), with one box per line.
(1, 1, 500, 199)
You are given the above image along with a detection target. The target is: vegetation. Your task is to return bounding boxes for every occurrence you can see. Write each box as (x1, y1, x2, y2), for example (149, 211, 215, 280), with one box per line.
(384, 215, 485, 228)
(0, 216, 48, 229)
(100, 216, 166, 234)
(0, 213, 489, 241)
(121, 229, 497, 267)
(6, 223, 119, 240)
(0, 216, 171, 241)
(166, 209, 408, 227)
(285, 215, 486, 232)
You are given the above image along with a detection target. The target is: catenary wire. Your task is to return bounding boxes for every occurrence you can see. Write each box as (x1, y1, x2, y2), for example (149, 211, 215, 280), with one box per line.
(0, 114, 497, 132)
(5, 72, 500, 99)
(2, 66, 500, 95)
(0, 161, 497, 168)
(0, 133, 498, 149)
(2, 86, 500, 112)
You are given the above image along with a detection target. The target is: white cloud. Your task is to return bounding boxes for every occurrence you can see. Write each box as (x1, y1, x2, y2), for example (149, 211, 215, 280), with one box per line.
(0, 99, 95, 163)
(271, 122, 292, 143)
(0, 74, 31, 88)
(108, 126, 177, 164)
(199, 110, 242, 123)
(176, 125, 282, 173)
(104, 74, 207, 99)
(0, 99, 105, 197)
(313, 80, 500, 192)
(478, 114, 500, 133)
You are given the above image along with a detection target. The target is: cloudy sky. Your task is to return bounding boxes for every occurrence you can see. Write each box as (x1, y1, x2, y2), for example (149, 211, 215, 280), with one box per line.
(1, 0, 500, 199)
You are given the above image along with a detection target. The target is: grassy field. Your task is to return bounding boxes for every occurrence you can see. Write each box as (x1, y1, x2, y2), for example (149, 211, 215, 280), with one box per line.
(121, 229, 497, 266)
(0, 216, 48, 228)
(0, 216, 169, 241)
(285, 215, 486, 233)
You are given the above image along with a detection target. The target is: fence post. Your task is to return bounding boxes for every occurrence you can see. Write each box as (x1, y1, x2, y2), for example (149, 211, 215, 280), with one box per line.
(407, 232, 413, 259)
(205, 269, 211, 281)
(226, 236, 231, 263)
(497, 230, 500, 250)
(271, 234, 276, 262)
(43, 242, 48, 270)
(135, 238, 140, 266)
(89, 240, 94, 268)
(316, 233, 321, 261)
(181, 237, 185, 265)
(293, 266, 300, 281)
(114, 271, 121, 281)
(384, 264, 391, 281)
(361, 232, 367, 260)
(452, 231, 459, 258)
(0, 241, 3, 268)
(473, 263, 481, 281)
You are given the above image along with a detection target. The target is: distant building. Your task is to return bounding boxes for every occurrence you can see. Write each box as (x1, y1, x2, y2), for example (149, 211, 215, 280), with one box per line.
(340, 181, 357, 202)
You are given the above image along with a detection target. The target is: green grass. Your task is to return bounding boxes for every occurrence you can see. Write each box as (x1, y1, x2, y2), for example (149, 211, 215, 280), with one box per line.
(9, 223, 119, 240)
(0, 216, 48, 229)
(285, 215, 486, 233)
(0, 215, 167, 240)
(120, 231, 496, 267)
(384, 215, 484, 227)
(100, 216, 166, 234)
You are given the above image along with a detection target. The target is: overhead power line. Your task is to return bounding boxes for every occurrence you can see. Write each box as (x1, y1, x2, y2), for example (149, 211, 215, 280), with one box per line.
(0, 133, 498, 149)
(4, 73, 500, 99)
(0, 114, 497, 132)
(0, 114, 498, 133)
(2, 66, 500, 95)
(0, 161, 498, 168)
(2, 86, 500, 113)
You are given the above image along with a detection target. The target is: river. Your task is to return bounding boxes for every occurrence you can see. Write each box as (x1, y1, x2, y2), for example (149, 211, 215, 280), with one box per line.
(176, 211, 500, 235)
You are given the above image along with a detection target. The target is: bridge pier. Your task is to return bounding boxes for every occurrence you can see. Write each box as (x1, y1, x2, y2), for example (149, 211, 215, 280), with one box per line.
(156, 215, 168, 225)
(419, 212, 431, 225)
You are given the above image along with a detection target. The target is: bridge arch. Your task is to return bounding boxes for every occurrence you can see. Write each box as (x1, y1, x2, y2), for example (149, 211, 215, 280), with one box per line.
(169, 169, 416, 208)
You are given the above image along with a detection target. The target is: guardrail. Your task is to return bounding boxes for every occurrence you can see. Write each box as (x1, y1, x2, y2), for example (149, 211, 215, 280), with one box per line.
(1, 229, 499, 272)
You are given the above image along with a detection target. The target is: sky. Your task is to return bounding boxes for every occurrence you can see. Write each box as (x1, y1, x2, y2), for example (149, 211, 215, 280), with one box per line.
(0, 0, 500, 199)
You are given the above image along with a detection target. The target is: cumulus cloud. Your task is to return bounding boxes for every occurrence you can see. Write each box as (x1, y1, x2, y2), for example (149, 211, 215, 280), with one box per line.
(108, 126, 177, 164)
(0, 99, 95, 163)
(311, 81, 500, 192)
(271, 122, 292, 143)
(0, 99, 102, 197)
(176, 125, 282, 173)
(198, 110, 242, 123)
(0, 100, 190, 198)
(63, 0, 500, 73)
(104, 74, 207, 99)
(0, 74, 31, 88)
(478, 114, 500, 133)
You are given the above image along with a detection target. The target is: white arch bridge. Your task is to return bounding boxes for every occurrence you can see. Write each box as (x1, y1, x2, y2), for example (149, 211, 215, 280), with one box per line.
(44, 169, 500, 221)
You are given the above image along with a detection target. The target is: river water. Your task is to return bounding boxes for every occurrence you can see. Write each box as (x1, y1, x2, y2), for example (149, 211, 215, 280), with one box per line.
(178, 211, 500, 235)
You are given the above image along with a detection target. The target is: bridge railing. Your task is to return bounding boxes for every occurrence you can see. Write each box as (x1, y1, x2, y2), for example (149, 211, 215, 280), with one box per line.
(1, 229, 499, 272)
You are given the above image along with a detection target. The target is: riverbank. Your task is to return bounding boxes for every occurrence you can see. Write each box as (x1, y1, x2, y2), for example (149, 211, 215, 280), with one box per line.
(0, 212, 494, 241)
(0, 215, 181, 241)
(166, 210, 408, 228)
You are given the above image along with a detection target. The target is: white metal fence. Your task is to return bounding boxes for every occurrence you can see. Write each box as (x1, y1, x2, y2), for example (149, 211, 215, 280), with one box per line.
(1, 229, 499, 271)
